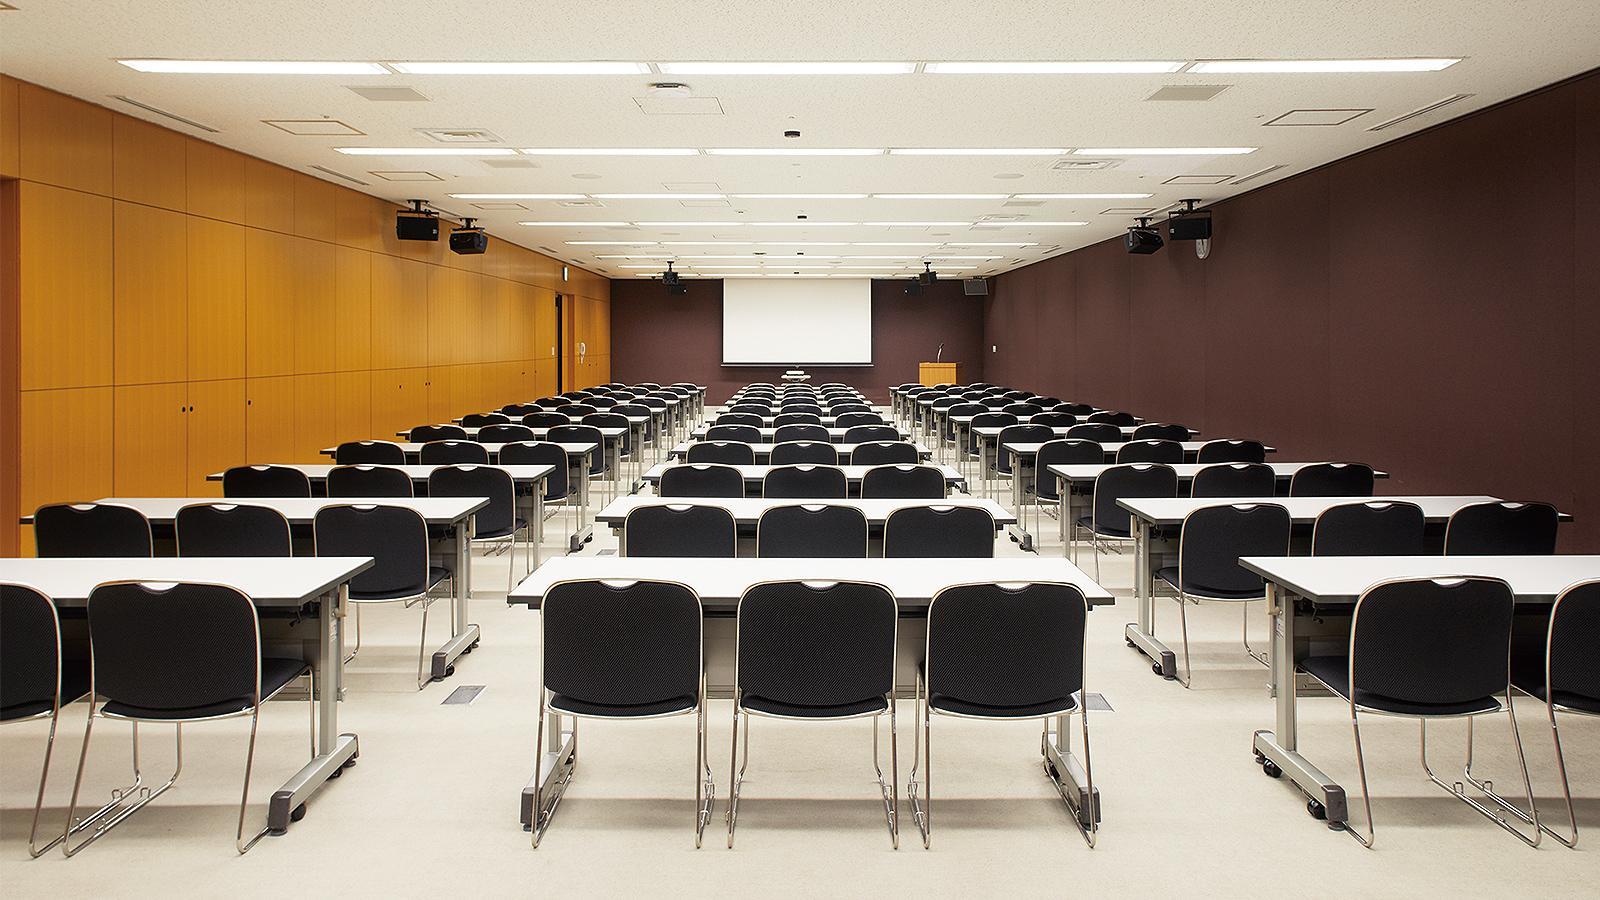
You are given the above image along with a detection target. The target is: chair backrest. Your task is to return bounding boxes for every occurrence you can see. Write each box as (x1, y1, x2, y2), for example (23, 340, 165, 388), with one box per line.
(335, 440, 406, 465)
(1444, 501, 1560, 555)
(926, 582, 1087, 713)
(1546, 580, 1600, 705)
(728, 403, 771, 415)
(223, 464, 312, 499)
(1055, 403, 1095, 415)
(706, 424, 761, 444)
(327, 464, 414, 497)
(781, 403, 825, 416)
(1034, 439, 1106, 501)
(721, 412, 769, 427)
(842, 424, 899, 444)
(658, 464, 746, 498)
(546, 425, 605, 475)
(420, 440, 490, 465)
(860, 464, 947, 499)
(624, 504, 737, 557)
(477, 424, 536, 444)
(1176, 503, 1291, 596)
(86, 582, 260, 711)
(521, 412, 571, 429)
(996, 424, 1055, 474)
(770, 440, 839, 466)
(1288, 462, 1375, 497)
(773, 424, 830, 445)
(686, 441, 756, 466)
(850, 441, 920, 466)
(1065, 423, 1121, 443)
(1312, 501, 1427, 556)
(637, 397, 668, 412)
(586, 396, 619, 410)
(1091, 464, 1179, 536)
(829, 403, 871, 414)
(582, 412, 628, 430)
(0, 583, 65, 712)
(1196, 439, 1267, 464)
(1001, 402, 1044, 417)
(541, 579, 702, 712)
(498, 441, 570, 501)
(736, 581, 896, 708)
(969, 411, 1018, 451)
(1088, 411, 1137, 427)
(409, 424, 468, 442)
(428, 465, 516, 537)
(1349, 577, 1514, 706)
(762, 465, 847, 499)
(314, 504, 432, 598)
(501, 403, 541, 417)
(756, 504, 868, 557)
(461, 412, 512, 428)
(175, 503, 292, 557)
(1132, 423, 1190, 441)
(883, 505, 995, 558)
(1191, 463, 1278, 498)
(833, 412, 884, 428)
(33, 503, 152, 558)
(1029, 412, 1078, 428)
(1001, 390, 1031, 401)
(555, 404, 597, 418)
(1116, 439, 1185, 465)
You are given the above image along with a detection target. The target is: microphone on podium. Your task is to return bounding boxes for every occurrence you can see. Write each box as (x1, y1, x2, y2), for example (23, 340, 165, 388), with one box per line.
(936, 342, 944, 363)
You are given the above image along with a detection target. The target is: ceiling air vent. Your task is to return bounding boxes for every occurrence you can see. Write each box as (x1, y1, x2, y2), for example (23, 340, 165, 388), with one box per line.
(1163, 174, 1232, 185)
(1232, 164, 1286, 186)
(308, 165, 370, 186)
(483, 158, 538, 168)
(1368, 94, 1475, 132)
(1052, 158, 1117, 171)
(111, 95, 219, 133)
(265, 119, 364, 136)
(1001, 200, 1045, 208)
(370, 170, 443, 182)
(558, 199, 606, 208)
(418, 127, 502, 144)
(1264, 108, 1372, 127)
(347, 85, 430, 102)
(1146, 84, 1231, 102)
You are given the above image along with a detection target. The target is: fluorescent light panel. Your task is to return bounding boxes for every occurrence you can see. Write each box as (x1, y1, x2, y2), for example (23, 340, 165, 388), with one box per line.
(390, 61, 650, 74)
(520, 221, 632, 226)
(730, 193, 870, 199)
(593, 193, 725, 199)
(706, 148, 884, 156)
(1189, 58, 1460, 73)
(925, 61, 1184, 74)
(657, 62, 915, 75)
(872, 193, 1009, 200)
(863, 222, 972, 226)
(888, 148, 1067, 156)
(449, 193, 586, 199)
(520, 148, 698, 156)
(1075, 147, 1255, 155)
(1013, 193, 1153, 199)
(970, 221, 1087, 226)
(119, 59, 387, 74)
(565, 241, 658, 245)
(335, 147, 515, 156)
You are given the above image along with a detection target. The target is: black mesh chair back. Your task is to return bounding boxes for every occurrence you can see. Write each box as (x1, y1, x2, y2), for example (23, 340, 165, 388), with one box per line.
(1001, 390, 1032, 402)
(33, 503, 152, 558)
(499, 441, 571, 502)
(314, 504, 435, 599)
(635, 382, 664, 390)
(1056, 403, 1095, 415)
(1348, 577, 1515, 709)
(1001, 403, 1044, 418)
(636, 398, 669, 417)
(969, 412, 1017, 453)
(851, 441, 919, 466)
(658, 464, 745, 498)
(883, 506, 995, 558)
(722, 412, 769, 427)
(223, 465, 312, 499)
(556, 404, 597, 418)
(477, 424, 536, 444)
(420, 440, 490, 464)
(779, 403, 825, 417)
(1312, 501, 1427, 556)
(85, 581, 259, 714)
(327, 464, 414, 497)
(1191, 463, 1278, 498)
(1030, 412, 1077, 428)
(995, 424, 1054, 475)
(843, 425, 900, 444)
(1196, 439, 1267, 464)
(770, 441, 839, 466)
(501, 403, 541, 417)
(1035, 439, 1105, 503)
(547, 425, 606, 475)
(773, 424, 830, 445)
(625, 505, 737, 557)
(768, 412, 818, 427)
(1176, 504, 1291, 597)
(1288, 462, 1375, 497)
(542, 580, 701, 715)
(409, 424, 468, 442)
(586, 396, 619, 410)
(521, 412, 570, 430)
(834, 412, 885, 428)
(926, 583, 1088, 715)
(763, 465, 847, 499)
(335, 440, 406, 464)
(729, 403, 771, 415)
(1065, 423, 1120, 443)
(706, 424, 762, 444)
(1444, 501, 1560, 555)
(829, 403, 872, 414)
(687, 441, 757, 465)
(1090, 464, 1178, 537)
(860, 464, 947, 499)
(462, 413, 512, 428)
(583, 413, 631, 454)
(1, 583, 82, 718)
(756, 505, 868, 558)
(429, 465, 517, 538)
(1541, 581, 1600, 709)
(176, 503, 292, 557)
(737, 581, 895, 714)
(1116, 439, 1185, 464)
(1132, 423, 1190, 441)
(1087, 411, 1137, 427)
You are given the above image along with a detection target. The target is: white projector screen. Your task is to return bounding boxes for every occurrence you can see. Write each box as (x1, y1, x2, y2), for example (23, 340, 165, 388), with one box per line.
(722, 279, 873, 365)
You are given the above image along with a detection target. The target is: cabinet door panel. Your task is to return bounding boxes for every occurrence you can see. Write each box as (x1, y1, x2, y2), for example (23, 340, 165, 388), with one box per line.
(186, 378, 246, 495)
(113, 382, 188, 496)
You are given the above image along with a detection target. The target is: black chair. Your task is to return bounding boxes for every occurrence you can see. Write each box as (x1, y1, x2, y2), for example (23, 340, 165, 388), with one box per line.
(1196, 440, 1267, 464)
(1034, 439, 1106, 543)
(728, 403, 772, 415)
(409, 424, 468, 442)
(1132, 423, 1190, 441)
(420, 440, 490, 465)
(1074, 464, 1178, 580)
(429, 465, 529, 594)
(910, 582, 1095, 848)
(728, 580, 899, 847)
(624, 504, 736, 557)
(1087, 411, 1137, 427)
(781, 404, 825, 417)
(502, 403, 541, 417)
(1445, 501, 1560, 555)
(1000, 390, 1031, 401)
(315, 504, 449, 687)
(1300, 576, 1539, 849)
(1312, 501, 1426, 556)
(830, 403, 872, 415)
(851, 441, 920, 466)
(1029, 412, 1078, 429)
(1191, 463, 1278, 498)
(1511, 579, 1599, 847)
(659, 464, 745, 499)
(706, 424, 761, 444)
(1, 582, 91, 856)
(65, 581, 314, 855)
(1001, 403, 1044, 418)
(175, 503, 292, 557)
(756, 504, 868, 558)
(763, 465, 847, 499)
(995, 424, 1054, 477)
(770, 441, 839, 466)
(327, 464, 414, 497)
(1115, 439, 1184, 464)
(1288, 462, 1375, 497)
(501, 441, 574, 549)
(477, 424, 537, 445)
(555, 404, 597, 418)
(722, 412, 770, 427)
(530, 579, 712, 847)
(883, 506, 995, 558)
(33, 503, 152, 558)
(522, 412, 571, 430)
(834, 412, 885, 428)
(1055, 403, 1095, 415)
(967, 412, 1017, 464)
(335, 440, 406, 464)
(1065, 423, 1121, 443)
(548, 424, 606, 479)
(586, 396, 619, 410)
(687, 441, 756, 466)
(222, 465, 312, 499)
(774, 424, 830, 445)
(461, 412, 512, 428)
(843, 425, 900, 444)
(860, 464, 947, 499)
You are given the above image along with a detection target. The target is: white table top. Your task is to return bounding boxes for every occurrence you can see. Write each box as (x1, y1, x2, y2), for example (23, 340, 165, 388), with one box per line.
(690, 426, 910, 442)
(1240, 555, 1600, 605)
(1118, 495, 1502, 527)
(668, 441, 932, 459)
(594, 496, 1016, 527)
(320, 441, 599, 459)
(1048, 462, 1391, 483)
(207, 463, 553, 484)
(642, 463, 964, 485)
(416, 419, 646, 438)
(707, 415, 886, 427)
(54, 496, 489, 525)
(1002, 440, 1276, 457)
(510, 555, 1115, 611)
(0, 556, 374, 608)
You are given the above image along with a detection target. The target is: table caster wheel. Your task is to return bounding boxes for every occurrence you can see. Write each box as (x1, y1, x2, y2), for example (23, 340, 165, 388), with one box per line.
(1152, 662, 1164, 676)
(1262, 760, 1282, 779)
(1126, 638, 1136, 648)
(291, 803, 307, 822)
(1306, 799, 1326, 820)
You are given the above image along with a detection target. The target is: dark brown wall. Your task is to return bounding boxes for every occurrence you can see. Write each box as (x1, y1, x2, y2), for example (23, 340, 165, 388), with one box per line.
(611, 278, 985, 404)
(987, 69, 1600, 551)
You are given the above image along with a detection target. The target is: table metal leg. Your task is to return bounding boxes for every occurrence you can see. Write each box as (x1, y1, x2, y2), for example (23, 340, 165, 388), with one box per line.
(1005, 449, 1034, 551)
(431, 513, 480, 680)
(1043, 713, 1100, 831)
(1124, 518, 1176, 679)
(521, 708, 577, 830)
(267, 584, 359, 834)
(568, 450, 593, 552)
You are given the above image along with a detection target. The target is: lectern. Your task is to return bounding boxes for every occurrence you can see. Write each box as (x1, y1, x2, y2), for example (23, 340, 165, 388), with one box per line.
(919, 362, 962, 386)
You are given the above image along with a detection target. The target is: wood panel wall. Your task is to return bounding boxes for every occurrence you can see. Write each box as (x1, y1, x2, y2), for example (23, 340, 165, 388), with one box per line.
(0, 77, 610, 555)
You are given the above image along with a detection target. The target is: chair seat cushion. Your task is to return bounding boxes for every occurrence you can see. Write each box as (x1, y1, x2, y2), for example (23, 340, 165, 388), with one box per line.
(1510, 648, 1600, 714)
(476, 517, 528, 540)
(1, 657, 92, 721)
(100, 657, 310, 721)
(741, 694, 887, 719)
(1300, 656, 1502, 717)
(352, 566, 450, 602)
(549, 693, 697, 718)
(930, 693, 1077, 718)
(1155, 567, 1266, 600)
(1076, 515, 1130, 538)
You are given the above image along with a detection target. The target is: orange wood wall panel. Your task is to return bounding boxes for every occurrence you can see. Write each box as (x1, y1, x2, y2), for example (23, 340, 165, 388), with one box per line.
(18, 182, 113, 390)
(293, 237, 338, 373)
(369, 367, 427, 439)
(186, 139, 246, 222)
(334, 370, 372, 441)
(294, 373, 340, 462)
(186, 217, 247, 380)
(244, 227, 297, 377)
(113, 116, 187, 212)
(244, 375, 297, 462)
(333, 188, 381, 252)
(112, 201, 188, 385)
(293, 173, 337, 242)
(369, 254, 427, 369)
(244, 157, 295, 234)
(112, 382, 188, 496)
(186, 377, 245, 495)
(0, 75, 19, 178)
(19, 387, 114, 512)
(334, 246, 371, 371)
(17, 83, 112, 195)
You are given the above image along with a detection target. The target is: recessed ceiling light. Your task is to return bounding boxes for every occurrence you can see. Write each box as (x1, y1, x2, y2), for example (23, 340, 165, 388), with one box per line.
(863, 222, 972, 227)
(680, 255, 842, 259)
(1189, 58, 1460, 73)
(119, 59, 388, 75)
(657, 62, 915, 75)
(618, 264, 673, 268)
(706, 148, 885, 156)
(1013, 193, 1154, 199)
(746, 221, 858, 226)
(852, 242, 943, 246)
(633, 221, 745, 226)
(969, 221, 1087, 226)
(872, 193, 1009, 200)
(730, 193, 871, 199)
(520, 221, 632, 226)
(924, 255, 1002, 259)
(448, 193, 587, 199)
(593, 193, 725, 199)
(660, 241, 754, 245)
(335, 147, 515, 156)
(596, 254, 677, 258)
(390, 61, 650, 74)
(888, 148, 1067, 156)
(840, 255, 919, 259)
(924, 61, 1184, 74)
(522, 148, 699, 156)
(1075, 147, 1255, 155)
(564, 240, 660, 245)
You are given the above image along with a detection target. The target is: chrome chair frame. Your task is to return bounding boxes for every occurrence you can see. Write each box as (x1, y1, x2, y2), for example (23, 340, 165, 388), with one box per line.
(1, 584, 81, 857)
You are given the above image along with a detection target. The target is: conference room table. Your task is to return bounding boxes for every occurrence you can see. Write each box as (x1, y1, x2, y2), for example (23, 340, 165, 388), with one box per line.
(687, 425, 911, 444)
(949, 420, 1195, 468)
(1237, 554, 1600, 831)
(1112, 494, 1556, 681)
(705, 414, 889, 428)
(666, 441, 934, 464)
(920, 399, 1134, 449)
(509, 554, 1115, 832)
(415, 415, 658, 475)
(642, 462, 965, 494)
(0, 555, 373, 837)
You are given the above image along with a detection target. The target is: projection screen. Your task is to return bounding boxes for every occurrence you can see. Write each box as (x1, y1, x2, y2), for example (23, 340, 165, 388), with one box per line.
(721, 278, 873, 365)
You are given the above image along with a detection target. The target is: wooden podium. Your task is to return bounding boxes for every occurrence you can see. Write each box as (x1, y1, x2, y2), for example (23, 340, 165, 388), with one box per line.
(918, 361, 962, 386)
